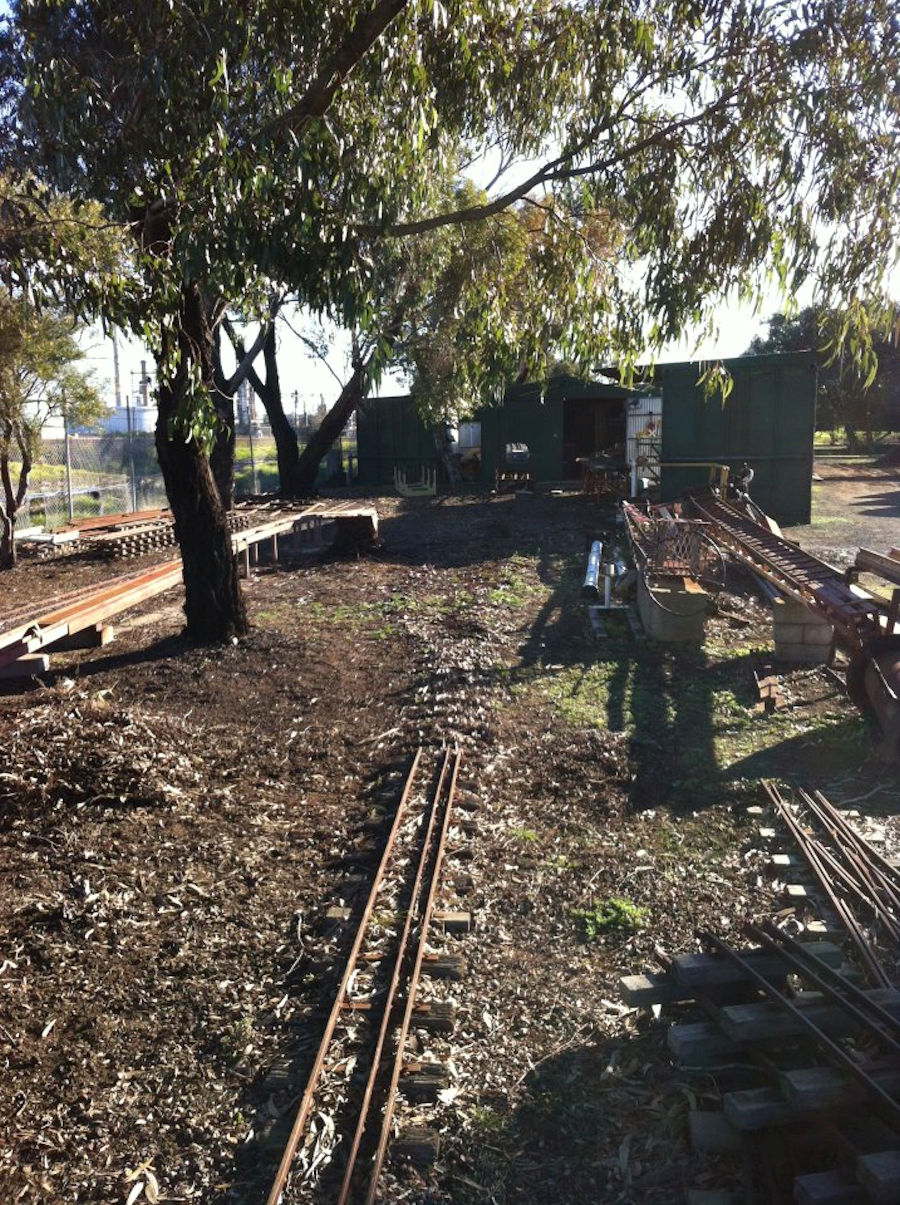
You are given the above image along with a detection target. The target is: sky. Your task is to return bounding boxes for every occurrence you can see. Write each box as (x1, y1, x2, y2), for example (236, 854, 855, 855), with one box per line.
(82, 292, 776, 418)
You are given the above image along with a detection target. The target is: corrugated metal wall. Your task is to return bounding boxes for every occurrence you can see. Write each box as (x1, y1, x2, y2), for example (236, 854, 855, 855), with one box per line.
(478, 382, 561, 484)
(355, 395, 440, 486)
(659, 352, 817, 525)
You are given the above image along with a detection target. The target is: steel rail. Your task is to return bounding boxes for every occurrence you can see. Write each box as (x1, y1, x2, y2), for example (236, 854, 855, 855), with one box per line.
(798, 790, 900, 940)
(753, 921, 900, 1045)
(335, 750, 454, 1205)
(362, 748, 462, 1205)
(698, 929, 900, 1130)
(810, 789, 900, 896)
(804, 832, 892, 930)
(265, 748, 424, 1205)
(764, 783, 892, 988)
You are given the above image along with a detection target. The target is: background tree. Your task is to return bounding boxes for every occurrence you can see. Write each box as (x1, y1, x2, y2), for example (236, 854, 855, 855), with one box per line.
(747, 304, 900, 449)
(0, 176, 122, 566)
(0, 300, 103, 566)
(11, 0, 900, 640)
(220, 185, 619, 497)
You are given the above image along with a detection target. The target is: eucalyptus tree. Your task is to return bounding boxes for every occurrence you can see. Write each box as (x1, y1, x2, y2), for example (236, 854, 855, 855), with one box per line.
(748, 302, 900, 447)
(11, 0, 900, 641)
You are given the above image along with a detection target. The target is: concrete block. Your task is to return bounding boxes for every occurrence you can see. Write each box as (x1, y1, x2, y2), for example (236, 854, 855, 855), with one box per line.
(776, 641, 828, 664)
(778, 622, 805, 642)
(772, 594, 833, 665)
(802, 625, 834, 646)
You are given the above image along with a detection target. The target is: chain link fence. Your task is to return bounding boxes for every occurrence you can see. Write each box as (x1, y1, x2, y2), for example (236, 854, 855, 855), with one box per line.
(19, 430, 357, 530)
(21, 433, 167, 530)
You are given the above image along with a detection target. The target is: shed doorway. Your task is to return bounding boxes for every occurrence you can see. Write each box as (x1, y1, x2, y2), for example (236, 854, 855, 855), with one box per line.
(562, 396, 627, 478)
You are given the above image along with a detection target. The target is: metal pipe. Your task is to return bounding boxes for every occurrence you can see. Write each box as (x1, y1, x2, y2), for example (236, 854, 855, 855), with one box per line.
(583, 540, 602, 597)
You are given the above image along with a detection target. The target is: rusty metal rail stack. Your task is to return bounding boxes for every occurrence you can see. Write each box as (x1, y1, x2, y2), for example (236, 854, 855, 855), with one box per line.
(686, 490, 900, 757)
(764, 783, 899, 989)
(686, 492, 886, 648)
(267, 748, 471, 1205)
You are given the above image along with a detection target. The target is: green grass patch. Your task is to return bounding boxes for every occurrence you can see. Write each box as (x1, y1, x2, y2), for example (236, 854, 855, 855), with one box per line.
(573, 897, 648, 940)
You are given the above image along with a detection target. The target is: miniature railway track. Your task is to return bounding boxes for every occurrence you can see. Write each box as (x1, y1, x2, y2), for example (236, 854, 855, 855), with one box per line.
(268, 746, 466, 1205)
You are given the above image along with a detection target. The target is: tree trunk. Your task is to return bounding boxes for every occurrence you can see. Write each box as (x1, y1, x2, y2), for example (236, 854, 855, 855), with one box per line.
(246, 324, 302, 497)
(156, 285, 247, 642)
(293, 357, 371, 495)
(0, 419, 31, 571)
(209, 388, 236, 509)
(0, 504, 13, 569)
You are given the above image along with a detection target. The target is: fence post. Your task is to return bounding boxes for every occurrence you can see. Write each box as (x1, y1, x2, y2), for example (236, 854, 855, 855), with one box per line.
(63, 407, 74, 523)
(125, 394, 138, 512)
(248, 424, 257, 493)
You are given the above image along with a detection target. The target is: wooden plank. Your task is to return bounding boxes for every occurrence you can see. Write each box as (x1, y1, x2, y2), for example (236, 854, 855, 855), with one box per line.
(857, 1151, 900, 1205)
(392, 1127, 440, 1166)
(718, 989, 900, 1045)
(667, 1021, 741, 1065)
(619, 972, 679, 1007)
(857, 548, 900, 587)
(0, 653, 50, 679)
(671, 942, 842, 989)
(778, 1065, 900, 1112)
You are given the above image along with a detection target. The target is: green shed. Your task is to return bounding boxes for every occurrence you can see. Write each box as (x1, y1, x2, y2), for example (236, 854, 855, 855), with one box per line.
(477, 375, 636, 486)
(354, 353, 818, 525)
(657, 351, 817, 525)
(356, 394, 441, 487)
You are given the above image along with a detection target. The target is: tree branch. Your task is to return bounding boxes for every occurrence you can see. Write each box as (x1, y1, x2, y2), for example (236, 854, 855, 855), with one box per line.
(261, 0, 409, 140)
(366, 82, 748, 238)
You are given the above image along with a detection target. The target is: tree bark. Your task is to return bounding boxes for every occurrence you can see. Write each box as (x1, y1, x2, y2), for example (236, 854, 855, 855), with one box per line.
(293, 353, 372, 495)
(156, 284, 247, 641)
(209, 385, 236, 508)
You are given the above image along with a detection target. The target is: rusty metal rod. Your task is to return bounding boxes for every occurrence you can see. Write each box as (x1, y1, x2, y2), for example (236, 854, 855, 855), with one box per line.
(335, 750, 453, 1205)
(363, 748, 462, 1205)
(799, 789, 900, 937)
(803, 829, 900, 944)
(809, 788, 900, 897)
(764, 782, 892, 988)
(698, 929, 900, 1130)
(265, 748, 424, 1205)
